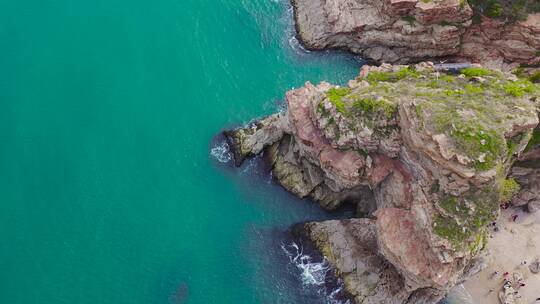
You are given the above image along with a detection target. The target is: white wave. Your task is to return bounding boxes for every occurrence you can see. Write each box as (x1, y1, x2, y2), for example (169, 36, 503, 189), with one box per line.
(210, 141, 232, 163)
(288, 35, 310, 54)
(328, 285, 350, 304)
(281, 241, 350, 304)
(282, 242, 328, 286)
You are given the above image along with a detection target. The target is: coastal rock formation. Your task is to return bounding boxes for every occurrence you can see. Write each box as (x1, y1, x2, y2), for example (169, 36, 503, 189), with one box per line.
(291, 0, 540, 70)
(292, 0, 472, 63)
(511, 125, 540, 213)
(511, 166, 540, 213)
(459, 14, 540, 71)
(224, 63, 539, 303)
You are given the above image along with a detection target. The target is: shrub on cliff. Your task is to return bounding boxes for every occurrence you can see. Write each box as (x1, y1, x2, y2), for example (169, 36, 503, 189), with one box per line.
(468, 0, 540, 21)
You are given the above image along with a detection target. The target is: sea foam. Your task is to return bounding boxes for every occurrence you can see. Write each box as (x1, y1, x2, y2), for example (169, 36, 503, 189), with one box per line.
(281, 241, 350, 304)
(210, 141, 232, 163)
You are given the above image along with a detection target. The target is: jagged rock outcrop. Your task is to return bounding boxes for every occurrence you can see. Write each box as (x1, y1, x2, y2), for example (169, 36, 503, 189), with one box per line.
(511, 125, 540, 213)
(291, 0, 540, 70)
(292, 0, 472, 63)
(511, 166, 540, 213)
(459, 14, 540, 71)
(223, 63, 539, 303)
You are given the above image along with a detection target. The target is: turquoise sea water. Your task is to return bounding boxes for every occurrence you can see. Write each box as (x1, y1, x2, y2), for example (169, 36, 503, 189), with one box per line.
(0, 0, 365, 303)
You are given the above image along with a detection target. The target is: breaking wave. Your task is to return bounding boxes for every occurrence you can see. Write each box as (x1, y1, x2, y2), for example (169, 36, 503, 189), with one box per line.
(210, 140, 232, 163)
(281, 241, 351, 304)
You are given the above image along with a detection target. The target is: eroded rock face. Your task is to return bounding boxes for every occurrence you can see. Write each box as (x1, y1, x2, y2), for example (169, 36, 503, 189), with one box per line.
(292, 0, 471, 64)
(302, 218, 415, 304)
(223, 63, 539, 303)
(459, 14, 540, 71)
(292, 0, 540, 70)
(511, 166, 540, 213)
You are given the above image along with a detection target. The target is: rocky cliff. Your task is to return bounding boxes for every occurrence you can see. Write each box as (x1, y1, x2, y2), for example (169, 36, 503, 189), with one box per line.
(224, 63, 539, 303)
(291, 0, 540, 71)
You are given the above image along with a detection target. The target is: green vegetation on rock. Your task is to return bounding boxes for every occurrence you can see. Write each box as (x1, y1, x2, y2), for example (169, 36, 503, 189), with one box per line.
(401, 15, 416, 27)
(525, 128, 540, 151)
(323, 65, 538, 174)
(365, 67, 420, 84)
(317, 64, 538, 253)
(412, 68, 537, 171)
(435, 187, 500, 249)
(460, 67, 490, 77)
(351, 97, 396, 118)
(504, 80, 536, 97)
(468, 0, 540, 21)
(453, 122, 502, 170)
(499, 178, 520, 202)
(326, 87, 351, 114)
(434, 216, 471, 248)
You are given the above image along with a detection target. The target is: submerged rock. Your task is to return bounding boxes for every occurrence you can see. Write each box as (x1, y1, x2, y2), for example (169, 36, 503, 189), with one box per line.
(223, 63, 539, 303)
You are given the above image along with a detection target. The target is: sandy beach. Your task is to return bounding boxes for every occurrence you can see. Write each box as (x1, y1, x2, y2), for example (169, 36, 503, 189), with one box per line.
(465, 207, 540, 304)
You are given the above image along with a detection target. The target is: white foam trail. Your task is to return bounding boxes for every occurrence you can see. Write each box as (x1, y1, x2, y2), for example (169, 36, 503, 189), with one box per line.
(281, 241, 350, 304)
(210, 141, 232, 163)
(288, 35, 310, 54)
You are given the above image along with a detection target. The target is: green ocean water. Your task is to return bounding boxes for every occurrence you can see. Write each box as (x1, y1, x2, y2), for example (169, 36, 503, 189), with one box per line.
(0, 0, 364, 303)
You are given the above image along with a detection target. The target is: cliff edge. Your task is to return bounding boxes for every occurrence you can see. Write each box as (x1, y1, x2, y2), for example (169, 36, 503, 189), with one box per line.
(224, 63, 539, 303)
(291, 0, 539, 72)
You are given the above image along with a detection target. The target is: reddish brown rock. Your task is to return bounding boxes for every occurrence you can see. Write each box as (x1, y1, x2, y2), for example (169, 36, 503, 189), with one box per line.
(375, 208, 454, 290)
(459, 14, 540, 70)
(384, 0, 418, 15)
(413, 0, 472, 25)
(292, 0, 470, 63)
(222, 63, 539, 303)
(292, 0, 539, 70)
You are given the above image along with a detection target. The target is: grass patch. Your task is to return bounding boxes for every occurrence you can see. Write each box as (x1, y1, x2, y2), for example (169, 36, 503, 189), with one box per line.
(444, 89, 465, 96)
(452, 122, 502, 171)
(326, 87, 351, 114)
(434, 216, 471, 248)
(504, 80, 536, 97)
(464, 83, 484, 94)
(499, 178, 520, 202)
(461, 67, 490, 77)
(365, 67, 420, 83)
(351, 97, 397, 118)
(440, 74, 455, 83)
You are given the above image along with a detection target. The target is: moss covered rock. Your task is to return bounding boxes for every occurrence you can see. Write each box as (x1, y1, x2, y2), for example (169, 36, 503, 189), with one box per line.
(223, 62, 539, 304)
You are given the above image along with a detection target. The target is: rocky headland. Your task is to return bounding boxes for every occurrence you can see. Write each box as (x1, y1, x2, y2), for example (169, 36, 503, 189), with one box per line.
(223, 63, 539, 303)
(291, 0, 540, 73)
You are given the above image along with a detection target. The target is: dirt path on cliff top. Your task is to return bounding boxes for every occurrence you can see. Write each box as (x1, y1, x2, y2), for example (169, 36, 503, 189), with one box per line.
(465, 207, 540, 303)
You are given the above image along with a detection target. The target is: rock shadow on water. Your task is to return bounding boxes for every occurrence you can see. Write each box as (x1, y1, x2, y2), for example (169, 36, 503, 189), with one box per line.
(211, 130, 360, 304)
(210, 131, 358, 219)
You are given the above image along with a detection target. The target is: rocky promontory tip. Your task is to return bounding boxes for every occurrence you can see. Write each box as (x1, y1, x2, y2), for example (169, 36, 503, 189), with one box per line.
(224, 62, 539, 303)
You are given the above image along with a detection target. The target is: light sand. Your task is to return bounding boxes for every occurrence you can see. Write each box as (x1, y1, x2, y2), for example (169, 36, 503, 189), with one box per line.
(465, 207, 540, 304)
